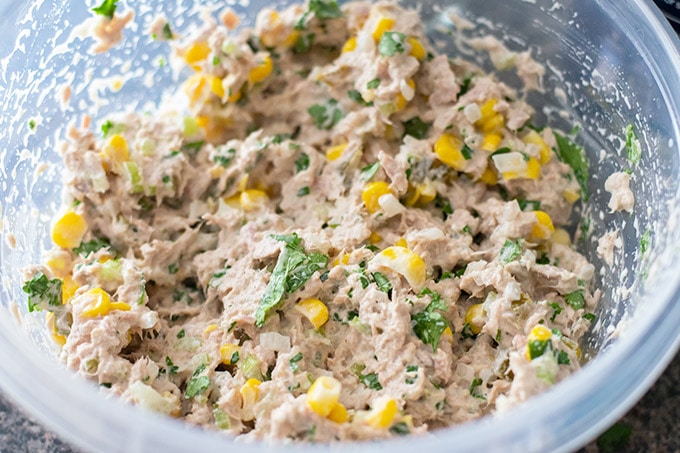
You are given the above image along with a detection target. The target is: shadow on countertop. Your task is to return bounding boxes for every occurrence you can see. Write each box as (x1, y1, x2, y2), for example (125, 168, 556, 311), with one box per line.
(0, 352, 678, 453)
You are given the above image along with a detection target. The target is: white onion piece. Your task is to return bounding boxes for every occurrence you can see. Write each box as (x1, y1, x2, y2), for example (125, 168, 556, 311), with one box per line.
(378, 193, 405, 218)
(492, 152, 527, 173)
(463, 103, 482, 123)
(259, 332, 291, 352)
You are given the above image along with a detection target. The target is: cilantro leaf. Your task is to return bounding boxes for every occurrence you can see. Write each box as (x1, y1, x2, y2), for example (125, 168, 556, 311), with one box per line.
(295, 153, 310, 173)
(366, 78, 381, 89)
(293, 33, 315, 54)
(554, 132, 589, 201)
(308, 99, 343, 130)
(528, 339, 550, 359)
(378, 32, 406, 57)
(564, 289, 585, 310)
(309, 0, 342, 20)
(162, 23, 174, 40)
(499, 239, 522, 264)
(101, 120, 125, 138)
(255, 234, 328, 327)
(289, 352, 303, 372)
(371, 272, 392, 294)
(214, 147, 236, 168)
(297, 186, 310, 197)
(411, 310, 448, 352)
(461, 144, 473, 160)
(165, 356, 178, 375)
(185, 364, 210, 398)
(556, 350, 570, 365)
(516, 198, 541, 212)
(359, 162, 380, 182)
(469, 377, 486, 400)
(73, 237, 113, 257)
(389, 422, 410, 436)
(625, 124, 641, 166)
(358, 372, 383, 390)
(348, 89, 373, 106)
(403, 117, 432, 139)
(22, 272, 62, 313)
(92, 0, 118, 19)
(549, 302, 562, 323)
(640, 228, 651, 255)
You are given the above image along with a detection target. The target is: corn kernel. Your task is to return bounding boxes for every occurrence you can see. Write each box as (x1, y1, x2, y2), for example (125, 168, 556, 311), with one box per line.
(372, 246, 426, 289)
(183, 73, 206, 105)
(362, 181, 393, 214)
(416, 181, 436, 205)
(52, 211, 88, 249)
(185, 43, 211, 70)
(240, 378, 261, 421)
(61, 276, 79, 303)
(295, 298, 329, 329)
(563, 188, 581, 204)
(45, 255, 69, 279)
(203, 324, 218, 335)
(366, 396, 398, 429)
(529, 211, 555, 242)
(307, 375, 341, 417)
(552, 228, 571, 246)
(326, 143, 347, 161)
(477, 99, 498, 123)
(240, 189, 269, 211)
(207, 75, 225, 99)
(102, 134, 130, 174)
(46, 312, 67, 346)
(221, 344, 241, 365)
(395, 79, 415, 111)
(327, 402, 348, 423)
(408, 37, 426, 60)
(342, 36, 357, 53)
(394, 238, 407, 248)
(522, 130, 551, 164)
(110, 301, 131, 312)
(465, 304, 485, 335)
(528, 324, 552, 342)
(373, 17, 395, 42)
(501, 156, 541, 181)
(80, 287, 112, 318)
(283, 31, 300, 48)
(476, 99, 505, 133)
(442, 326, 453, 341)
(481, 132, 503, 152)
(434, 133, 466, 171)
(479, 166, 498, 185)
(369, 231, 383, 244)
(248, 55, 273, 85)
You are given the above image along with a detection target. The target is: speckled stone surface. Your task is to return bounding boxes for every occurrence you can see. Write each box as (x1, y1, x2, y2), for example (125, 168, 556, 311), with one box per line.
(0, 352, 678, 453)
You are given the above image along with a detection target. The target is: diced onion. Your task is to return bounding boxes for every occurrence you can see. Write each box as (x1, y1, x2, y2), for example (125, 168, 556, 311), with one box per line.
(259, 332, 291, 352)
(463, 103, 482, 123)
(140, 311, 159, 329)
(492, 152, 527, 173)
(400, 79, 415, 101)
(378, 193, 405, 218)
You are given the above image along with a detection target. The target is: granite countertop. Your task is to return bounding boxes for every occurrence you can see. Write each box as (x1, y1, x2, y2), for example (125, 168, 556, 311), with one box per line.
(0, 351, 678, 452)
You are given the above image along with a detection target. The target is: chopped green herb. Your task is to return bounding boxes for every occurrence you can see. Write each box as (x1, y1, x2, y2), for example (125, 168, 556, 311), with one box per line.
(403, 117, 432, 139)
(22, 272, 62, 313)
(640, 228, 651, 255)
(490, 147, 512, 157)
(406, 365, 418, 372)
(597, 422, 632, 453)
(527, 339, 550, 360)
(360, 162, 381, 182)
(516, 198, 541, 212)
(378, 32, 406, 57)
(461, 144, 473, 160)
(177, 329, 185, 339)
(165, 356, 179, 375)
(495, 329, 502, 343)
(92, 0, 118, 19)
(168, 263, 179, 275)
(411, 293, 448, 352)
(230, 351, 240, 365)
(255, 233, 328, 327)
(549, 302, 562, 323)
(453, 264, 467, 278)
(185, 364, 210, 398)
(583, 312, 597, 322)
(389, 422, 410, 436)
(536, 253, 550, 265)
(293, 33, 315, 54)
(101, 120, 125, 137)
(437, 271, 453, 282)
(461, 322, 475, 339)
(371, 272, 392, 294)
(499, 239, 522, 264)
(182, 141, 205, 156)
(294, 153, 310, 173)
(295, 0, 342, 31)
(28, 119, 36, 130)
(308, 99, 343, 130)
(625, 124, 641, 166)
(462, 225, 472, 235)
(162, 22, 174, 40)
(564, 290, 585, 310)
(212, 56, 221, 66)
(239, 354, 264, 381)
(359, 372, 383, 390)
(213, 147, 236, 168)
(297, 186, 311, 197)
(458, 76, 473, 96)
(434, 195, 453, 218)
(469, 377, 486, 400)
(554, 132, 589, 201)
(73, 237, 112, 257)
(289, 352, 304, 372)
(100, 382, 112, 388)
(366, 78, 381, 89)
(348, 89, 373, 106)
(556, 350, 570, 365)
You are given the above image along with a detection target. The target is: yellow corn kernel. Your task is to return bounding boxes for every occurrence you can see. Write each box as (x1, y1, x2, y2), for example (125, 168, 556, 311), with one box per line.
(476, 99, 505, 133)
(207, 75, 225, 99)
(394, 238, 407, 248)
(477, 99, 498, 123)
(563, 188, 581, 204)
(502, 156, 540, 181)
(331, 253, 350, 267)
(522, 129, 551, 164)
(479, 166, 498, 185)
(183, 73, 207, 105)
(529, 211, 555, 242)
(240, 378, 261, 421)
(327, 402, 348, 423)
(248, 55, 273, 85)
(46, 312, 66, 346)
(326, 143, 347, 161)
(295, 298, 329, 329)
(481, 132, 503, 152)
(307, 375, 341, 417)
(373, 17, 395, 41)
(45, 255, 69, 278)
(185, 42, 211, 70)
(203, 324, 218, 335)
(362, 181, 393, 214)
(61, 276, 79, 303)
(395, 79, 415, 111)
(342, 36, 357, 53)
(403, 185, 421, 207)
(372, 246, 426, 289)
(221, 344, 241, 365)
(552, 228, 571, 246)
(366, 397, 398, 429)
(408, 37, 426, 60)
(110, 301, 131, 312)
(283, 31, 300, 48)
(240, 189, 269, 211)
(528, 324, 552, 342)
(80, 287, 112, 318)
(442, 326, 453, 341)
(52, 211, 88, 249)
(416, 181, 436, 205)
(465, 303, 485, 335)
(434, 133, 466, 171)
(369, 231, 383, 244)
(102, 134, 130, 174)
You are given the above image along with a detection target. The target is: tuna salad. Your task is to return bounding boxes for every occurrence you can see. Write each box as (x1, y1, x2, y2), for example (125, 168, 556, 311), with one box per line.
(22, 0, 598, 442)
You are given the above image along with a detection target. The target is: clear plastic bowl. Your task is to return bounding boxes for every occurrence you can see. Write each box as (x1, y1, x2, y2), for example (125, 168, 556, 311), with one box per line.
(1, 1, 679, 452)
